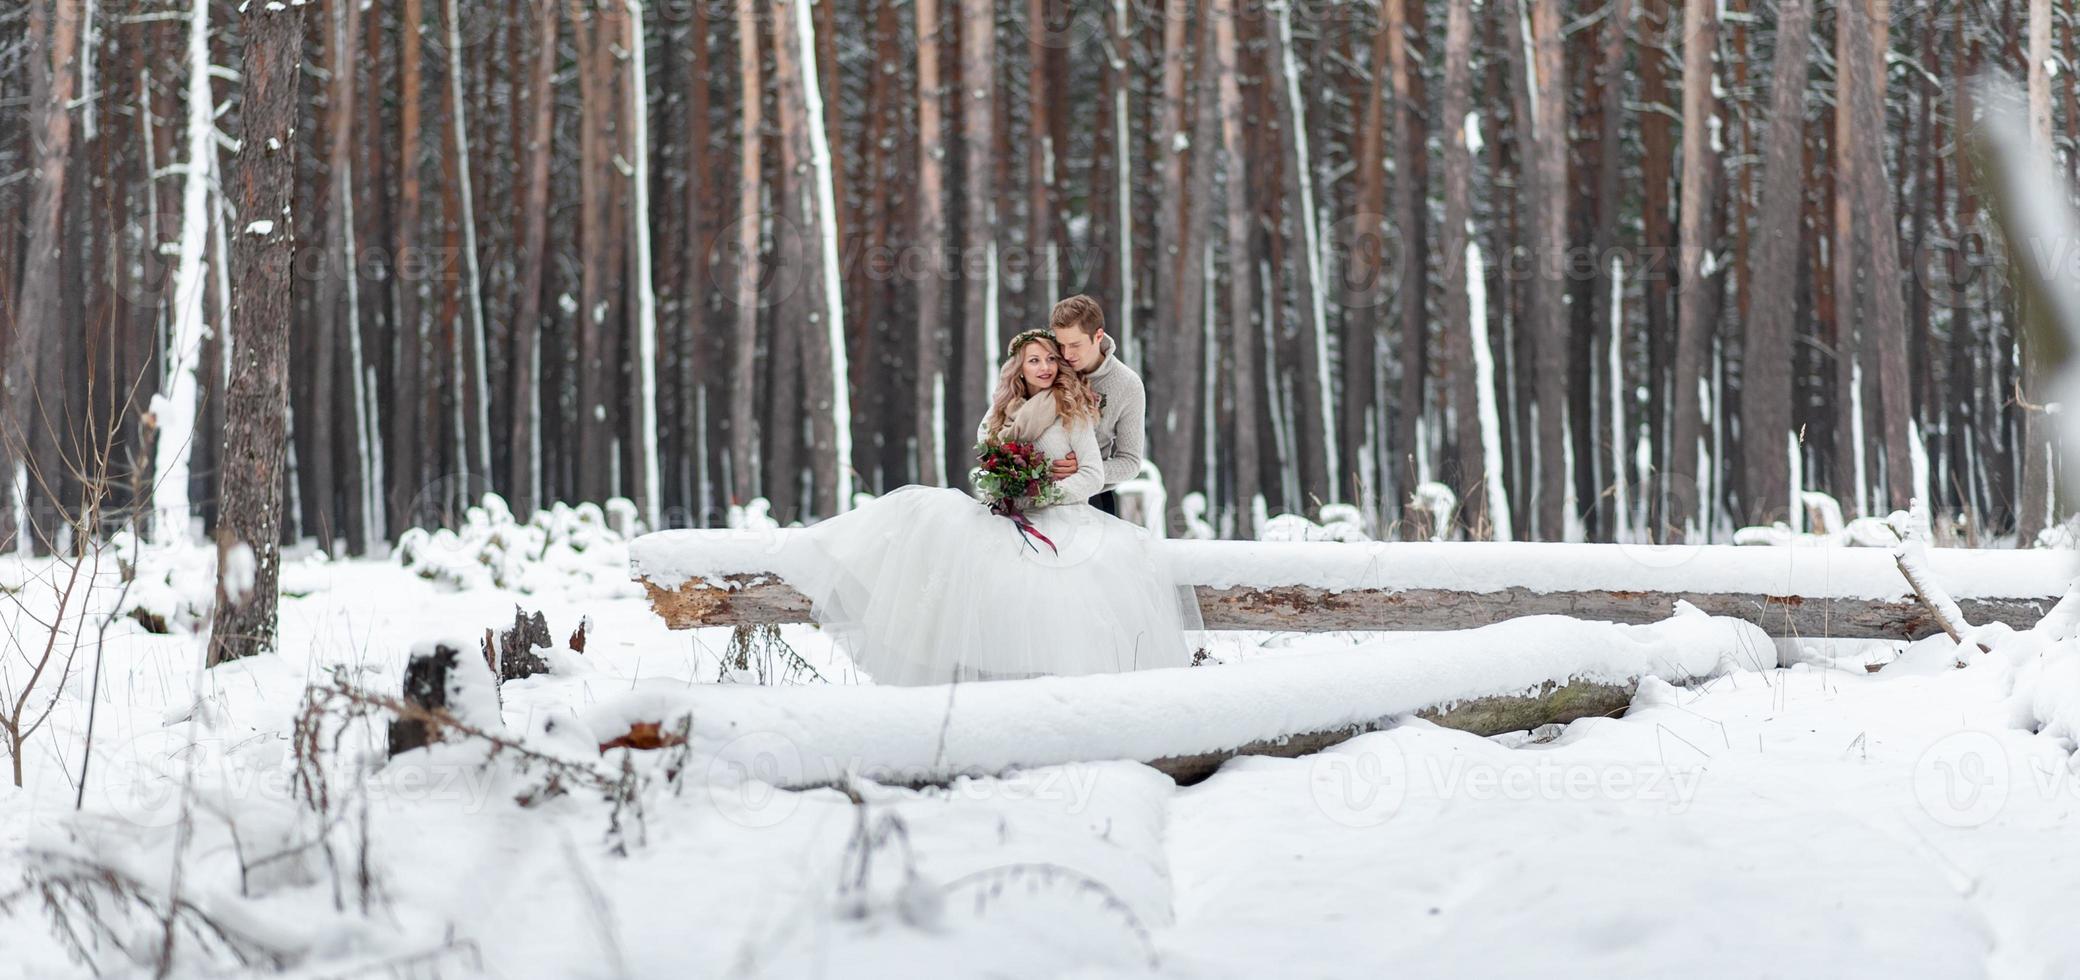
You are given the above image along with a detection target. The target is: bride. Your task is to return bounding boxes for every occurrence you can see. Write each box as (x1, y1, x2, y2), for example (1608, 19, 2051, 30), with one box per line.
(785, 329, 1200, 685)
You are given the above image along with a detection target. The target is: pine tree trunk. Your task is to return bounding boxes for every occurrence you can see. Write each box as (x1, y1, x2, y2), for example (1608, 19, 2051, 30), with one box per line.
(856, 0, 896, 486)
(320, 0, 371, 553)
(1026, 0, 1056, 316)
(731, 0, 764, 503)
(682, 0, 717, 516)
(1855, 0, 1912, 516)
(510, 0, 556, 517)
(1389, 0, 1428, 520)
(1152, 0, 1193, 495)
(1527, 0, 1568, 539)
(1271, 0, 1337, 506)
(574, 0, 613, 503)
(151, 0, 217, 546)
(912, 0, 947, 487)
(1830, 0, 1865, 516)
(391, 0, 427, 530)
(773, 0, 850, 518)
(2017, 0, 2052, 543)
(1350, 1, 1388, 506)
(1107, 0, 1135, 364)
(1215, 0, 1256, 538)
(1500, 0, 1534, 523)
(625, 1, 662, 524)
(1441, 0, 1481, 535)
(1637, 0, 1675, 528)
(1667, 0, 1716, 542)
(1588, 0, 1631, 537)
(209, 0, 304, 666)
(958, 0, 995, 471)
(5, 0, 80, 555)
(1174, 20, 1217, 507)
(444, 0, 493, 499)
(1742, 0, 1810, 526)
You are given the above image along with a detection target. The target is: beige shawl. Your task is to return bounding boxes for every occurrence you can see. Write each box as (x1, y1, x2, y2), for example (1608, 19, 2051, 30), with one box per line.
(995, 392, 1061, 446)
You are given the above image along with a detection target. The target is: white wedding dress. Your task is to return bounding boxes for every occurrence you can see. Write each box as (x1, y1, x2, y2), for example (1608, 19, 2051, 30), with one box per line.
(784, 415, 1201, 685)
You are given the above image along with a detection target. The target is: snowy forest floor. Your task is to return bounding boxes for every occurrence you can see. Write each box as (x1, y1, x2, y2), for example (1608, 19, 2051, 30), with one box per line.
(3, 535, 2080, 978)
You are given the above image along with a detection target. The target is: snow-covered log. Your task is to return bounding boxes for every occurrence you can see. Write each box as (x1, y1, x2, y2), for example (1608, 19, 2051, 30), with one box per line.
(587, 609, 1763, 786)
(629, 530, 2072, 639)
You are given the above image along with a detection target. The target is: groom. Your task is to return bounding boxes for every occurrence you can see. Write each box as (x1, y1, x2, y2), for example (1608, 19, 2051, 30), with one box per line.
(1047, 295, 1146, 516)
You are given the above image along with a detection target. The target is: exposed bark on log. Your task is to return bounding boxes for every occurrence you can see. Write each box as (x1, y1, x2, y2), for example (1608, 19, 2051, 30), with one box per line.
(638, 574, 2053, 640)
(1151, 679, 1636, 784)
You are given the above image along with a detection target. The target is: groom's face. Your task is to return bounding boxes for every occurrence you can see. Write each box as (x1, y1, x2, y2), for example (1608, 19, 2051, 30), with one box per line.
(1053, 326, 1103, 374)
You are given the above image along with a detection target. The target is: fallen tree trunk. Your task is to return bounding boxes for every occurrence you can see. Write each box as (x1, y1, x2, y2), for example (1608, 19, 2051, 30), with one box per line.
(640, 574, 2055, 640)
(630, 531, 2071, 640)
(602, 611, 1763, 789)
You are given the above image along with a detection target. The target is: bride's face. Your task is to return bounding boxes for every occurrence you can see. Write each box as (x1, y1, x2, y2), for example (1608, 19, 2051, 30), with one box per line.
(1019, 342, 1060, 390)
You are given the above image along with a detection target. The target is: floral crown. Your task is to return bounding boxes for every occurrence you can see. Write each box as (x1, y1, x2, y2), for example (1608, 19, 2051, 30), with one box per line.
(1004, 328, 1057, 361)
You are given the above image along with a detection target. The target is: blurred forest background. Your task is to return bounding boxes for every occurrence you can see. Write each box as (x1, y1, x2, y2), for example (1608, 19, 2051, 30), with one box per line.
(1, 0, 2076, 551)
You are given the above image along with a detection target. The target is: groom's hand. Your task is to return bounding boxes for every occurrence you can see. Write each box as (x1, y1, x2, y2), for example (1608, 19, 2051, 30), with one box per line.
(1050, 452, 1078, 481)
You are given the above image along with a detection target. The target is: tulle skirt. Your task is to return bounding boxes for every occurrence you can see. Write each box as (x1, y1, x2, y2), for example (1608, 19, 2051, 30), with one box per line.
(783, 486, 1202, 685)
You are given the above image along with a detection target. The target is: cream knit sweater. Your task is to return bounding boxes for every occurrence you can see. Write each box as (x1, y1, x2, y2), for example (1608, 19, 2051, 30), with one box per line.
(1079, 335, 1147, 490)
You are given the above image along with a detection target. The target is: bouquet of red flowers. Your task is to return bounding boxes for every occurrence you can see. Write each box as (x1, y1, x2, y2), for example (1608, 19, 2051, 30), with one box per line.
(972, 438, 1064, 553)
(972, 438, 1065, 508)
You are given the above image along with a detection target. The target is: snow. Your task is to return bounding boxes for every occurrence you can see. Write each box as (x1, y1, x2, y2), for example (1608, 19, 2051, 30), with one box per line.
(396, 494, 644, 599)
(624, 608, 1765, 788)
(1408, 482, 1459, 541)
(221, 541, 256, 604)
(242, 219, 273, 236)
(631, 528, 2074, 603)
(1607, 253, 1629, 533)
(1466, 233, 1511, 540)
(10, 522, 2080, 976)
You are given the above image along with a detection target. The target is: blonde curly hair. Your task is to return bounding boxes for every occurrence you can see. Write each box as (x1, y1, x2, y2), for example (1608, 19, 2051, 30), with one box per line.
(982, 333, 1101, 438)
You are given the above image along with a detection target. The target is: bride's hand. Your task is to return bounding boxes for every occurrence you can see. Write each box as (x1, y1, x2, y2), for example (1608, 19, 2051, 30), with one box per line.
(1049, 452, 1078, 481)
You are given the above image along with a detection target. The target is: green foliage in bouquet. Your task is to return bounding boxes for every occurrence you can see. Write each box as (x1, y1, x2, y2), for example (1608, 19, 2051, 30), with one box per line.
(972, 438, 1065, 508)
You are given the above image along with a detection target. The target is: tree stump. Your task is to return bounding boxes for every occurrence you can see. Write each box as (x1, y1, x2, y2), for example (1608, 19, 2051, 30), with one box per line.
(494, 606, 554, 682)
(388, 643, 462, 757)
(388, 639, 503, 756)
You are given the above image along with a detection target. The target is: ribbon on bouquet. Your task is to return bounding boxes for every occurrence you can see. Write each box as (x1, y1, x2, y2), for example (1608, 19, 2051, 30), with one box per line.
(990, 498, 1059, 556)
